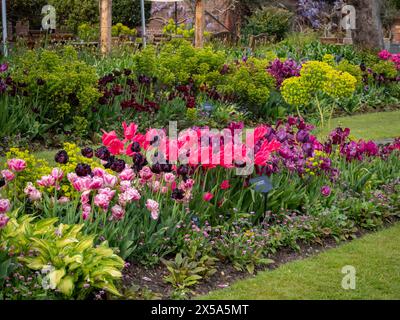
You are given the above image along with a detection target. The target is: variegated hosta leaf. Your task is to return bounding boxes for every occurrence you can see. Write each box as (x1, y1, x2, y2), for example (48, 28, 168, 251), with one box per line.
(48, 269, 66, 289)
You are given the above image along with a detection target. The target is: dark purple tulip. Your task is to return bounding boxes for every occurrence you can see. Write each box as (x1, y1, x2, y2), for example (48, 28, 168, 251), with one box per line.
(151, 163, 162, 174)
(0, 177, 5, 188)
(81, 147, 94, 159)
(75, 163, 92, 177)
(95, 146, 111, 161)
(171, 188, 185, 201)
(104, 156, 115, 169)
(110, 159, 126, 173)
(55, 150, 69, 164)
(131, 142, 141, 153)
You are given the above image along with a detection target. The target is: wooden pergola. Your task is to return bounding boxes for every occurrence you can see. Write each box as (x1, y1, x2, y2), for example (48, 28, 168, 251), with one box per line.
(99, 0, 205, 55)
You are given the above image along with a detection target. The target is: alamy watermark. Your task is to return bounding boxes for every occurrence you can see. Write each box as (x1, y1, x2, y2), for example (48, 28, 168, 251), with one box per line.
(341, 265, 356, 290)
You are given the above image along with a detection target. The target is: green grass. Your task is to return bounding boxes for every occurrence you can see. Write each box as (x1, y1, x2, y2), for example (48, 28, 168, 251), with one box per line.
(202, 223, 400, 300)
(34, 150, 57, 165)
(315, 110, 400, 141)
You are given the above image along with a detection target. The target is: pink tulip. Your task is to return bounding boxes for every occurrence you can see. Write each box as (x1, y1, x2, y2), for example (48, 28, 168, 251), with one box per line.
(161, 186, 168, 194)
(24, 183, 42, 201)
(181, 179, 195, 191)
(92, 167, 106, 177)
(0, 213, 9, 229)
(122, 122, 138, 141)
(51, 168, 64, 181)
(118, 187, 141, 206)
(72, 177, 92, 192)
(94, 193, 111, 211)
(1, 170, 15, 182)
(7, 159, 26, 172)
(152, 181, 161, 192)
(139, 166, 153, 181)
(203, 192, 214, 202)
(164, 173, 176, 184)
(89, 177, 104, 190)
(111, 205, 125, 221)
(102, 130, 119, 146)
(67, 173, 78, 183)
(220, 180, 231, 190)
(37, 175, 56, 188)
(82, 204, 91, 220)
(146, 199, 159, 220)
(58, 196, 70, 204)
(119, 181, 131, 192)
(81, 190, 91, 205)
(0, 199, 11, 213)
(108, 138, 125, 155)
(103, 174, 118, 188)
(119, 168, 135, 181)
(98, 188, 116, 201)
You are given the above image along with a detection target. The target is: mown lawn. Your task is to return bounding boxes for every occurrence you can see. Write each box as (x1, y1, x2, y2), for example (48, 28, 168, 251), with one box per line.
(315, 110, 400, 141)
(202, 223, 400, 300)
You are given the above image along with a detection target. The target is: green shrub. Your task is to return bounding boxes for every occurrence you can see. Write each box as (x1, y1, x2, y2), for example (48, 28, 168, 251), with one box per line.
(217, 57, 276, 108)
(371, 60, 398, 78)
(132, 39, 226, 88)
(242, 6, 294, 41)
(11, 46, 101, 137)
(112, 23, 137, 37)
(48, 0, 99, 31)
(337, 59, 363, 84)
(77, 23, 99, 42)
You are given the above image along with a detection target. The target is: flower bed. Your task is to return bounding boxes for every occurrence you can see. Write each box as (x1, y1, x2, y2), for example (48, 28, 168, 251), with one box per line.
(1, 40, 400, 149)
(1, 117, 399, 299)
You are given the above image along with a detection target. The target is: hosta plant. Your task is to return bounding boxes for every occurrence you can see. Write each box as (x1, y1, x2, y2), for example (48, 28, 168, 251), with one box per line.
(0, 211, 125, 299)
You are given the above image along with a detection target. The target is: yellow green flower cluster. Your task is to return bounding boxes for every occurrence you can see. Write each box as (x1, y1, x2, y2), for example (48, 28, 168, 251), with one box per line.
(3, 148, 51, 199)
(218, 58, 276, 107)
(281, 60, 357, 106)
(305, 150, 328, 176)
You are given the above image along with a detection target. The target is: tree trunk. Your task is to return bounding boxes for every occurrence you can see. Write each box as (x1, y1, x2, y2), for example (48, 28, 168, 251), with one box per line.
(348, 0, 384, 50)
(100, 0, 112, 55)
(195, 0, 204, 48)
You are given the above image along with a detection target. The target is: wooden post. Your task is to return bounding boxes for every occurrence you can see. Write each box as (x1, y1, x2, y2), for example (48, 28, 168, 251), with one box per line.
(100, 0, 112, 55)
(195, 0, 205, 48)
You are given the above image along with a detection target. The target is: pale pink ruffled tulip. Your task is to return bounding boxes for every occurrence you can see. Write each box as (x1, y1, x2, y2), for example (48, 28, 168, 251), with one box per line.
(111, 205, 125, 221)
(1, 170, 15, 182)
(0, 199, 11, 213)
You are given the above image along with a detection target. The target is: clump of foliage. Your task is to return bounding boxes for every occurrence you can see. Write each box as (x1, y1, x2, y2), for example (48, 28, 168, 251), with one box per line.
(112, 23, 137, 38)
(217, 57, 276, 108)
(133, 39, 226, 88)
(281, 60, 357, 106)
(163, 19, 211, 39)
(11, 46, 100, 137)
(47, 0, 150, 31)
(1, 212, 125, 299)
(242, 6, 294, 41)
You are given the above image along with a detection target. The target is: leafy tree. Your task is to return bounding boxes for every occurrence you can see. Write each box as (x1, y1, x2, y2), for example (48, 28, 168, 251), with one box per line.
(112, 0, 151, 28)
(6, 0, 151, 32)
